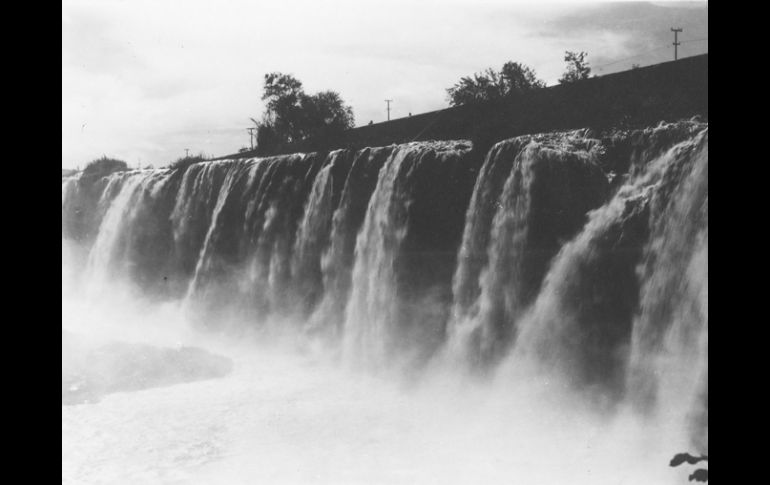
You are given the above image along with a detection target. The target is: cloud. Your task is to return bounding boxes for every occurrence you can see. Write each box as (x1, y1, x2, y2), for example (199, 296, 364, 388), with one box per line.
(533, 2, 708, 68)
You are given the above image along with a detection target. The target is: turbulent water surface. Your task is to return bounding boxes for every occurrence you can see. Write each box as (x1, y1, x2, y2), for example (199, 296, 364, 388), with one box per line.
(62, 124, 708, 484)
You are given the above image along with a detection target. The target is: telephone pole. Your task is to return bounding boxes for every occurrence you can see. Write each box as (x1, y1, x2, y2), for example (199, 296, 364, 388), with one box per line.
(385, 99, 393, 121)
(671, 27, 682, 60)
(247, 127, 256, 150)
(185, 148, 190, 158)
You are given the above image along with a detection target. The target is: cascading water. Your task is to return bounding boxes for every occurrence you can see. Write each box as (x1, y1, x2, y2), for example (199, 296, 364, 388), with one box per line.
(447, 134, 608, 367)
(62, 120, 707, 484)
(85, 170, 182, 294)
(500, 126, 708, 449)
(171, 161, 230, 285)
(290, 150, 354, 317)
(341, 141, 475, 370)
(627, 130, 708, 452)
(183, 152, 326, 324)
(306, 146, 393, 338)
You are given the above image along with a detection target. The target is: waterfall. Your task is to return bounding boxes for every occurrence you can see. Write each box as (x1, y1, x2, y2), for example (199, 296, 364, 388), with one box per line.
(306, 146, 394, 339)
(627, 130, 708, 452)
(290, 150, 354, 317)
(85, 170, 181, 293)
(447, 133, 608, 367)
(497, 127, 707, 449)
(341, 146, 415, 369)
(342, 141, 475, 370)
(171, 161, 230, 283)
(181, 152, 328, 324)
(62, 120, 708, 453)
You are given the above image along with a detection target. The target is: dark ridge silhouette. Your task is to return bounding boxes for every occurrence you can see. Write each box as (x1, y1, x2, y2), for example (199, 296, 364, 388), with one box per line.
(213, 55, 707, 160)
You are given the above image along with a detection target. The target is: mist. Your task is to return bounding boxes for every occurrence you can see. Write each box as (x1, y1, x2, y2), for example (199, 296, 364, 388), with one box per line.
(62, 280, 693, 485)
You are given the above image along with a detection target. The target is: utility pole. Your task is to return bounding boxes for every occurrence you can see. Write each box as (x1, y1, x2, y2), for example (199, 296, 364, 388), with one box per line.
(671, 27, 683, 60)
(247, 127, 256, 150)
(385, 99, 393, 121)
(185, 148, 190, 158)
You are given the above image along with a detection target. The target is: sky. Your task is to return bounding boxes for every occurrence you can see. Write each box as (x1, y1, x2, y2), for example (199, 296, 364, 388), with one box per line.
(61, 0, 708, 169)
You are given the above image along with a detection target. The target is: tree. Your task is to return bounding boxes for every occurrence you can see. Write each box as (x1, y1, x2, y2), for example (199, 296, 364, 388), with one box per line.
(260, 72, 305, 143)
(499, 61, 547, 93)
(446, 61, 545, 106)
(299, 90, 355, 140)
(253, 72, 355, 153)
(254, 119, 281, 153)
(559, 51, 591, 84)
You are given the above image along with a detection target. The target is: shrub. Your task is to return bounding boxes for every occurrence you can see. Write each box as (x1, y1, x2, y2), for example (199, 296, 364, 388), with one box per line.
(446, 61, 546, 106)
(168, 154, 206, 171)
(82, 156, 129, 178)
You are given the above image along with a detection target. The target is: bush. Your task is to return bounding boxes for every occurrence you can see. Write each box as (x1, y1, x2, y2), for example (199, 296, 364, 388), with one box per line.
(446, 61, 546, 106)
(82, 156, 129, 178)
(168, 154, 206, 171)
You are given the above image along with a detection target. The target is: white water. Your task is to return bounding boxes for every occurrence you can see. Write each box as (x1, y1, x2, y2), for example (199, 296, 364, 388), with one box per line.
(62, 288, 693, 485)
(343, 147, 412, 371)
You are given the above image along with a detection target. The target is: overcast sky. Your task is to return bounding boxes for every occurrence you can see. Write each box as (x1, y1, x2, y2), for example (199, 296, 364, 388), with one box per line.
(62, 0, 708, 169)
